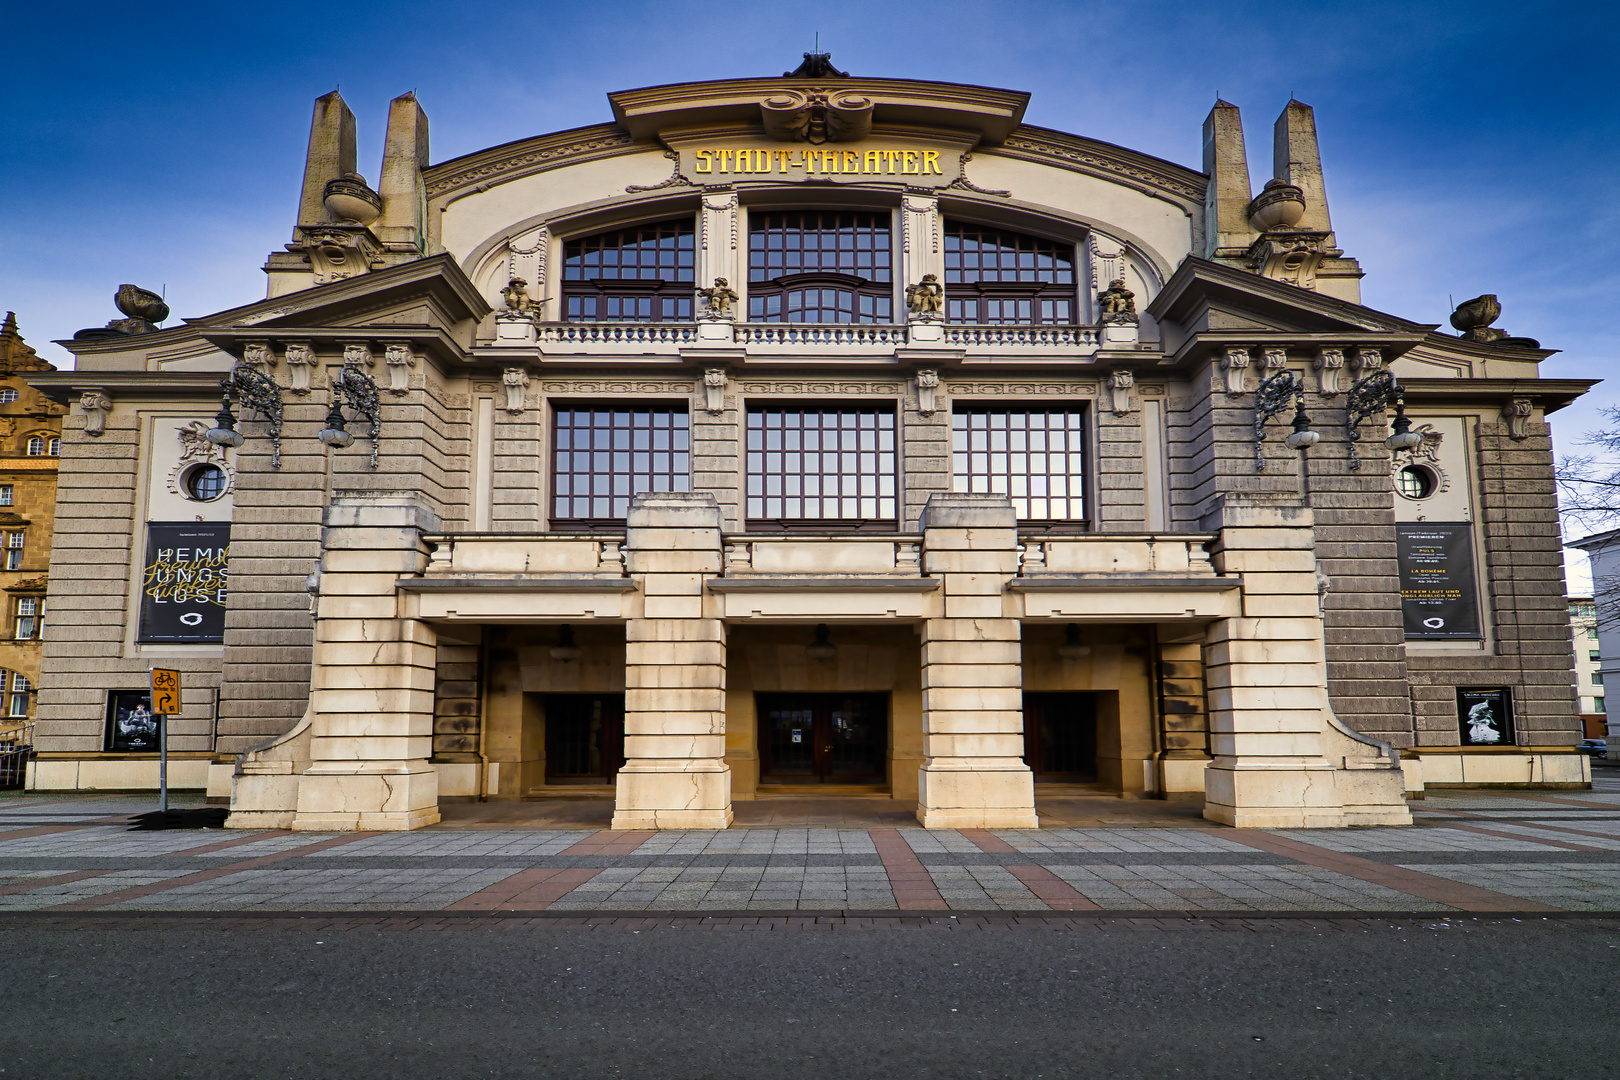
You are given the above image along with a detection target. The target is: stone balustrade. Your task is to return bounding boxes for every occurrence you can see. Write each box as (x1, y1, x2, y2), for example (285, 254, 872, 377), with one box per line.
(485, 321, 1113, 360)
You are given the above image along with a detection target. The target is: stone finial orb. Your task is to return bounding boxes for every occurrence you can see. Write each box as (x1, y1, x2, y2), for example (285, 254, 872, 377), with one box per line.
(1449, 294, 1502, 334)
(114, 284, 169, 323)
(323, 173, 383, 225)
(1246, 178, 1307, 232)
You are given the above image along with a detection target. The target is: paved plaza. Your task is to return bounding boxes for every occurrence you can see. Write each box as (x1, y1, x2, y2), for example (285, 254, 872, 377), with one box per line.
(4, 777, 1620, 918)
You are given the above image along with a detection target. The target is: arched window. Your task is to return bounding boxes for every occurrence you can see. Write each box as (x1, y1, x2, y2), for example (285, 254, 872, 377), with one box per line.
(562, 218, 695, 322)
(944, 221, 1076, 325)
(748, 211, 893, 323)
(25, 435, 58, 457)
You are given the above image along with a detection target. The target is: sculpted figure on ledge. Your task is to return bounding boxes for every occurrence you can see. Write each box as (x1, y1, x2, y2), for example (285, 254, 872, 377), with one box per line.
(905, 274, 944, 319)
(697, 277, 739, 319)
(1098, 278, 1137, 324)
(500, 277, 540, 316)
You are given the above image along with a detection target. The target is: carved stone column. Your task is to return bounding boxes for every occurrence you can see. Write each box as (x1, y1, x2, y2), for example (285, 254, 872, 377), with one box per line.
(1200, 494, 1410, 828)
(614, 492, 731, 829)
(291, 494, 441, 831)
(916, 493, 1037, 829)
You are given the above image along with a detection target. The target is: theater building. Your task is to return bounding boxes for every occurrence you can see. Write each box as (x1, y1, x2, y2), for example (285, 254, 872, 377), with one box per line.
(27, 57, 1593, 829)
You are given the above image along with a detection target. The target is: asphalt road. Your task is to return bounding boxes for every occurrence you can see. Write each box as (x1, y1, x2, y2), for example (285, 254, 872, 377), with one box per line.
(2, 922, 1616, 1079)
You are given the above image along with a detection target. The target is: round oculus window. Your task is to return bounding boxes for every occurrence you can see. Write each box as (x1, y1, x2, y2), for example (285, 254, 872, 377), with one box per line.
(1396, 464, 1436, 500)
(184, 464, 228, 502)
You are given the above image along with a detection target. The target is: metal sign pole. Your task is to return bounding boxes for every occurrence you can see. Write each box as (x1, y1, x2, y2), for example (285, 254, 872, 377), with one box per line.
(159, 711, 168, 814)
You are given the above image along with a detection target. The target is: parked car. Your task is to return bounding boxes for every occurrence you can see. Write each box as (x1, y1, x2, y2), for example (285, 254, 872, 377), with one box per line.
(1576, 738, 1609, 760)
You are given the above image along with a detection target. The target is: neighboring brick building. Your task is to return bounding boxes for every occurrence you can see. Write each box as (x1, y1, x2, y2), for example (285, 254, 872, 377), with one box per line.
(25, 60, 1594, 828)
(0, 314, 62, 730)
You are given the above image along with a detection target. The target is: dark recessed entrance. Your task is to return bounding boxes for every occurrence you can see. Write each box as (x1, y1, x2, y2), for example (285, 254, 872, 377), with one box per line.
(1023, 691, 1098, 782)
(544, 693, 625, 783)
(757, 693, 888, 783)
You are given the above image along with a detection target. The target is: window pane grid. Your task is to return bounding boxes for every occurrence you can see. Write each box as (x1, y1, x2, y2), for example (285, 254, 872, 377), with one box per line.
(551, 407, 690, 522)
(562, 219, 695, 323)
(952, 408, 1087, 521)
(747, 408, 897, 522)
(748, 212, 892, 324)
(943, 221, 1076, 325)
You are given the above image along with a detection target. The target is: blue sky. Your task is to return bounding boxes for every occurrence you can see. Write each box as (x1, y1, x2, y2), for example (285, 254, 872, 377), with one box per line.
(4, 0, 1615, 569)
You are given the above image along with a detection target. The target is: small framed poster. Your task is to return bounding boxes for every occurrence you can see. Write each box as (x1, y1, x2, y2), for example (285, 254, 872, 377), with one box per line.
(105, 690, 158, 752)
(1457, 687, 1514, 747)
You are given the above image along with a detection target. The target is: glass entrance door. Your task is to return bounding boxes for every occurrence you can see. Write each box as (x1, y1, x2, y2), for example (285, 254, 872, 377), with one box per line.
(543, 693, 625, 783)
(1023, 692, 1098, 781)
(757, 693, 888, 783)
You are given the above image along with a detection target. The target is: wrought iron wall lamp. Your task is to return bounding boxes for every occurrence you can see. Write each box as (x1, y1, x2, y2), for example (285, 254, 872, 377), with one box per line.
(317, 359, 383, 470)
(1345, 370, 1422, 470)
(1252, 369, 1320, 471)
(206, 362, 285, 469)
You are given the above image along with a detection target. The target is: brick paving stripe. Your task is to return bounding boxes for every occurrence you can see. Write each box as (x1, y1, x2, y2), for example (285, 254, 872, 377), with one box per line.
(448, 868, 604, 910)
(960, 829, 1100, 910)
(1216, 830, 1564, 912)
(870, 827, 948, 910)
(48, 832, 381, 911)
(1429, 820, 1607, 852)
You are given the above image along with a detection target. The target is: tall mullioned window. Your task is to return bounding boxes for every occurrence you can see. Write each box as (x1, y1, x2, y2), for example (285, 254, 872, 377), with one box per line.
(3, 672, 28, 718)
(943, 221, 1076, 325)
(746, 407, 897, 526)
(550, 406, 690, 526)
(562, 219, 695, 322)
(953, 407, 1087, 522)
(748, 212, 893, 322)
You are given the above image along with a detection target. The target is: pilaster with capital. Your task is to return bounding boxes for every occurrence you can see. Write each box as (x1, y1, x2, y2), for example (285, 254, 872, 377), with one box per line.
(1220, 347, 1251, 396)
(502, 367, 530, 414)
(698, 190, 740, 300)
(901, 192, 942, 289)
(1109, 370, 1135, 415)
(507, 224, 548, 319)
(384, 343, 416, 395)
(915, 369, 940, 416)
(284, 343, 315, 395)
(79, 392, 113, 437)
(1314, 348, 1345, 396)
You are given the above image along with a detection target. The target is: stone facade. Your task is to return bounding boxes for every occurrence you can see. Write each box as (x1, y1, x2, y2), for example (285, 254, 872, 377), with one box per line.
(25, 63, 1592, 825)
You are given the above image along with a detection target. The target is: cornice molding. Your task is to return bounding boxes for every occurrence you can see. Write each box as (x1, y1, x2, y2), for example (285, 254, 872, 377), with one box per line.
(992, 126, 1206, 206)
(424, 124, 638, 202)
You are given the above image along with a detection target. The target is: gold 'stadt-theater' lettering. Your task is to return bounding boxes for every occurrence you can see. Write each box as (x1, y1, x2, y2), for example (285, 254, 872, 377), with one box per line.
(695, 148, 944, 176)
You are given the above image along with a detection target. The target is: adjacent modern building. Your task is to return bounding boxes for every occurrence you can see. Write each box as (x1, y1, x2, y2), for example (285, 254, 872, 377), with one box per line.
(1571, 532, 1620, 756)
(1567, 596, 1605, 736)
(26, 57, 1594, 829)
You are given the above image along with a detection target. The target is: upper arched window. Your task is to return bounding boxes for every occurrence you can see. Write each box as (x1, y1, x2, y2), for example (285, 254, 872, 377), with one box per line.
(748, 211, 893, 323)
(944, 221, 1076, 325)
(25, 435, 58, 457)
(562, 219, 695, 322)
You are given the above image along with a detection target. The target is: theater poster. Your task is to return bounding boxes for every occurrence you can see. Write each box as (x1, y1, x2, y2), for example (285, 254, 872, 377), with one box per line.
(1457, 687, 1514, 746)
(1396, 523, 1481, 639)
(138, 522, 230, 643)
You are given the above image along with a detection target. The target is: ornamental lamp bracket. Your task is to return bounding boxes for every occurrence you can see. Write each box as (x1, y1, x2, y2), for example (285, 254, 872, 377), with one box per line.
(1344, 370, 1421, 471)
(1252, 369, 1318, 471)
